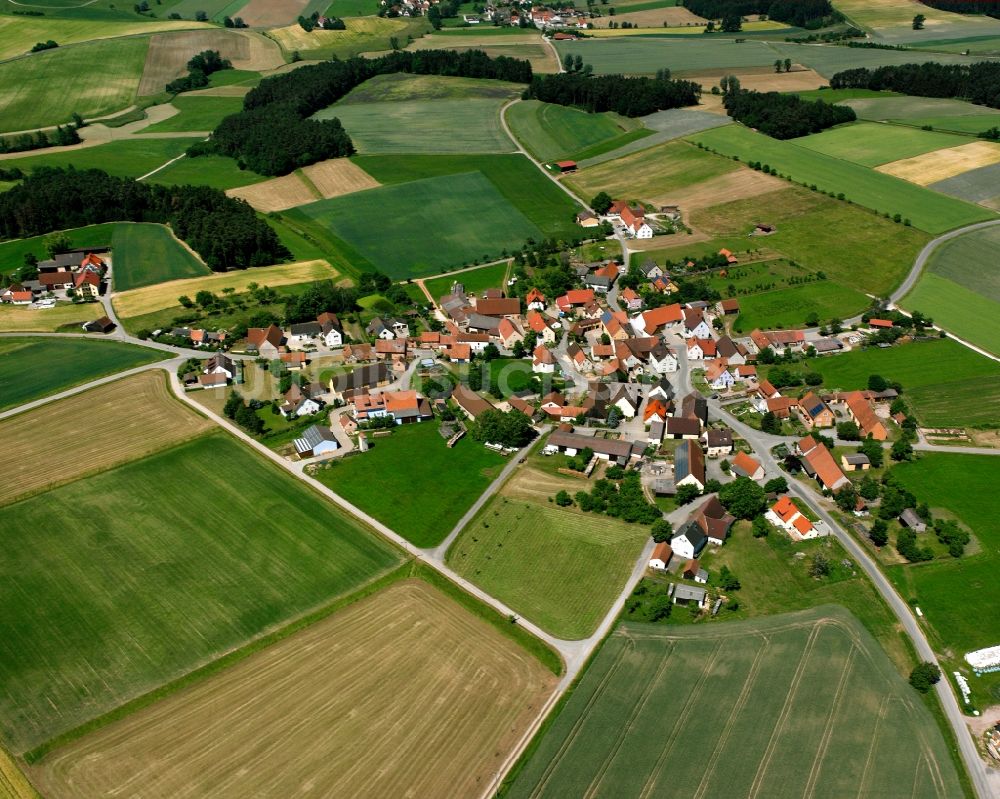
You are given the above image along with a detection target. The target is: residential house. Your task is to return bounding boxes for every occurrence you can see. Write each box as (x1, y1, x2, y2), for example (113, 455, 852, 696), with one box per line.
(704, 428, 733, 457)
(644, 398, 669, 426)
(526, 288, 546, 310)
(532, 345, 557, 374)
(797, 391, 835, 429)
(639, 259, 663, 281)
(649, 542, 672, 571)
(584, 274, 611, 293)
(605, 382, 641, 419)
(452, 384, 495, 420)
(841, 453, 871, 472)
(765, 495, 818, 540)
(318, 311, 343, 347)
(756, 379, 780, 400)
(683, 308, 712, 338)
(204, 353, 236, 380)
(621, 286, 643, 311)
(705, 358, 736, 390)
(632, 303, 682, 336)
(329, 363, 393, 402)
(280, 384, 321, 418)
(366, 317, 396, 340)
(843, 390, 888, 441)
(731, 450, 765, 480)
(555, 288, 595, 314)
(647, 344, 678, 374)
(73, 270, 101, 299)
(686, 338, 717, 361)
(683, 559, 708, 583)
(671, 519, 707, 560)
(766, 396, 798, 419)
(566, 343, 592, 372)
(1, 289, 32, 305)
(498, 318, 524, 350)
(247, 324, 284, 359)
(694, 496, 735, 545)
(619, 204, 653, 239)
(675, 439, 705, 490)
(601, 311, 631, 341)
(716, 336, 747, 365)
(449, 343, 472, 363)
(647, 376, 674, 404)
(525, 310, 557, 344)
(735, 364, 757, 382)
(797, 436, 850, 492)
(288, 321, 322, 349)
(293, 425, 340, 458)
(384, 391, 433, 424)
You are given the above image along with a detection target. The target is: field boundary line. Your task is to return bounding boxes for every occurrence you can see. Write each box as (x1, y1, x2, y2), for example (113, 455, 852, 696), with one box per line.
(803, 645, 858, 798)
(294, 168, 325, 201)
(745, 620, 825, 799)
(691, 633, 770, 799)
(638, 638, 726, 799)
(582, 641, 678, 799)
(527, 638, 635, 799)
(858, 694, 894, 797)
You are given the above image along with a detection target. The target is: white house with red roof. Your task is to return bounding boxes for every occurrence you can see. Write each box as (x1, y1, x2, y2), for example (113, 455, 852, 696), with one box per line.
(765, 495, 819, 540)
(532, 344, 556, 373)
(525, 310, 556, 344)
(525, 288, 546, 311)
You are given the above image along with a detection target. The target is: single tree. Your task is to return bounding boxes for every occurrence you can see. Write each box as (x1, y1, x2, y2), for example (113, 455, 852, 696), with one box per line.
(650, 518, 673, 543)
(912, 13, 925, 29)
(869, 518, 889, 547)
(675, 483, 701, 505)
(909, 662, 940, 693)
(719, 477, 766, 519)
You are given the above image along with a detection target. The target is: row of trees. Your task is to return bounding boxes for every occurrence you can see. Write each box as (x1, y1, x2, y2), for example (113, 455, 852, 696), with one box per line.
(0, 168, 288, 271)
(830, 61, 1000, 109)
(682, 0, 835, 28)
(722, 89, 857, 139)
(200, 50, 533, 176)
(524, 72, 700, 117)
(0, 123, 80, 155)
(916, 0, 1000, 16)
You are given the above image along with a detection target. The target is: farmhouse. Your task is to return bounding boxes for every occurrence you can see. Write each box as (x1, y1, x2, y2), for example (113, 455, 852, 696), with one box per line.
(843, 391, 888, 441)
(683, 308, 712, 338)
(293, 425, 340, 458)
(704, 428, 733, 457)
(247, 324, 284, 359)
(694, 496, 735, 545)
(452, 384, 495, 420)
(544, 429, 642, 465)
(798, 436, 850, 493)
(649, 542, 672, 571)
(318, 312, 343, 347)
(329, 363, 393, 401)
(204, 353, 236, 380)
(671, 519, 707, 560)
(288, 321, 322, 348)
(797, 391, 834, 429)
(675, 439, 705, 490)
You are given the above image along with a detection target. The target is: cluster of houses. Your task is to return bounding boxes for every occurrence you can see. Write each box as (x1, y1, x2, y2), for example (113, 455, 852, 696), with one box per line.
(1, 249, 108, 306)
(753, 381, 895, 440)
(377, 0, 591, 28)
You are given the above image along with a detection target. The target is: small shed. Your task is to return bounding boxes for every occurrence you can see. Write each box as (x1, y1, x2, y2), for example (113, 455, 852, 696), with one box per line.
(555, 160, 578, 173)
(899, 508, 927, 533)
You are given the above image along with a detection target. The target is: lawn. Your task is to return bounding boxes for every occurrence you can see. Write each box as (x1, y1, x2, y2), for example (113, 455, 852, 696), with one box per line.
(0, 37, 149, 132)
(887, 454, 1000, 705)
(0, 337, 166, 412)
(110, 222, 209, 291)
(566, 139, 738, 206)
(314, 420, 504, 547)
(144, 95, 245, 133)
(792, 121, 968, 168)
(3, 138, 201, 180)
(31, 579, 556, 799)
(765, 338, 1000, 427)
(690, 124, 996, 234)
(290, 172, 544, 279)
(505, 99, 649, 163)
(0, 432, 400, 755)
(353, 153, 582, 241)
(0, 223, 118, 276)
(447, 487, 649, 639)
(505, 606, 962, 798)
(422, 260, 507, 300)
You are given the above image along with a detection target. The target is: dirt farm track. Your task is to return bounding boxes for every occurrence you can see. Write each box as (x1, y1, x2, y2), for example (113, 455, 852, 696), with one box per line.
(31, 579, 557, 799)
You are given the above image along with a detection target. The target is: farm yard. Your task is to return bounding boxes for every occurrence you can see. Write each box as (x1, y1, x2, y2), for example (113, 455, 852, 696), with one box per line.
(110, 223, 208, 291)
(0, 431, 401, 755)
(290, 172, 544, 279)
(506, 607, 963, 798)
(30, 579, 556, 799)
(0, 338, 166, 412)
(447, 468, 649, 639)
(690, 124, 996, 234)
(314, 421, 504, 547)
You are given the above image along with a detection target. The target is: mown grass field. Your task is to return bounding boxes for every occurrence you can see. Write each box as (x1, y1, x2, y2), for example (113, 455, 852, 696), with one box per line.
(732, 281, 869, 331)
(0, 338, 165, 412)
(111, 223, 208, 291)
(924, 223, 1000, 304)
(354, 153, 581, 242)
(447, 476, 649, 639)
(2, 137, 199, 180)
(0, 432, 401, 755)
(0, 301, 103, 332)
(144, 95, 245, 133)
(506, 606, 962, 798)
(292, 172, 543, 279)
(793, 121, 969, 168)
(146, 153, 269, 190)
(0, 37, 149, 132)
(766, 338, 1000, 427)
(314, 421, 504, 547)
(690, 124, 996, 234)
(422, 260, 507, 301)
(31, 579, 556, 799)
(888, 455, 1000, 703)
(843, 95, 1000, 127)
(506, 99, 650, 163)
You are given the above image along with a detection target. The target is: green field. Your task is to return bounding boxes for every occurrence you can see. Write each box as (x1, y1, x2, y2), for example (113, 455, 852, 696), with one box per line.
(506, 99, 649, 163)
(843, 95, 1000, 130)
(770, 41, 995, 76)
(291, 171, 544, 278)
(2, 137, 200, 180)
(506, 606, 962, 798)
(793, 121, 968, 167)
(354, 153, 581, 242)
(0, 37, 148, 132)
(888, 454, 1000, 704)
(422, 260, 508, 300)
(146, 153, 269, 190)
(0, 338, 166, 411)
(731, 281, 869, 331)
(922, 223, 1000, 303)
(552, 37, 779, 75)
(110, 223, 209, 291)
(690, 124, 996, 234)
(903, 272, 1000, 357)
(794, 88, 900, 103)
(0, 223, 117, 276)
(324, 0, 380, 15)
(144, 95, 245, 133)
(765, 338, 1000, 427)
(314, 421, 503, 547)
(448, 494, 648, 639)
(0, 433, 400, 754)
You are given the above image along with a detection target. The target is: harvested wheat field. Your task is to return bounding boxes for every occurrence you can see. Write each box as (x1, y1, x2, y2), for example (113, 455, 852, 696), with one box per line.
(685, 67, 825, 93)
(876, 140, 1000, 185)
(0, 745, 37, 799)
(0, 302, 102, 333)
(665, 169, 789, 213)
(113, 259, 336, 318)
(32, 579, 557, 799)
(0, 370, 211, 506)
(302, 158, 380, 197)
(238, 0, 311, 27)
(137, 30, 282, 95)
(601, 6, 705, 28)
(226, 172, 317, 212)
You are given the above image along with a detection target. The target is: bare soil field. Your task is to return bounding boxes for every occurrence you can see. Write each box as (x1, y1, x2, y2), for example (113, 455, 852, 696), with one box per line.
(226, 172, 317, 212)
(238, 0, 311, 27)
(302, 158, 380, 197)
(113, 259, 336, 318)
(876, 139, 1000, 185)
(32, 579, 557, 799)
(663, 169, 789, 213)
(137, 30, 282, 96)
(0, 370, 212, 507)
(685, 67, 826, 93)
(601, 6, 705, 28)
